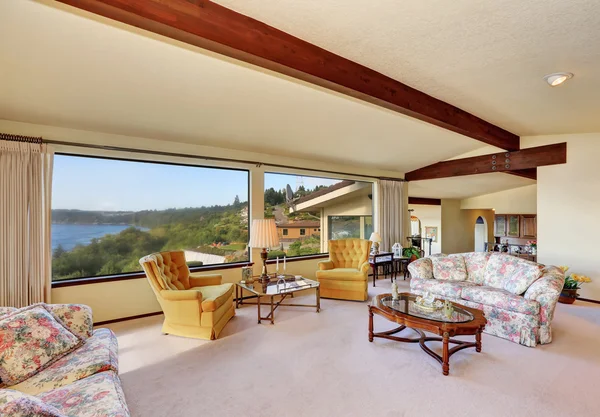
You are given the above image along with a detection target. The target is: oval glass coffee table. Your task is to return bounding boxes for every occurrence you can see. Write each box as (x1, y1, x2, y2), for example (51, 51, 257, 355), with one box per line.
(369, 293, 487, 375)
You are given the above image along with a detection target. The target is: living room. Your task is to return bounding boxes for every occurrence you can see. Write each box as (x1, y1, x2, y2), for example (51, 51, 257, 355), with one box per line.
(1, 1, 599, 416)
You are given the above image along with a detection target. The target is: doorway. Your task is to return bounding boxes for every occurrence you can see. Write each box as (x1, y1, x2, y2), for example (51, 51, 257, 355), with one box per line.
(474, 216, 487, 252)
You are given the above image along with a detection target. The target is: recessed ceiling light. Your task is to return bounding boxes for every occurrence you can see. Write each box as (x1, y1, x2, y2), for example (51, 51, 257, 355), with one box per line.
(543, 72, 574, 87)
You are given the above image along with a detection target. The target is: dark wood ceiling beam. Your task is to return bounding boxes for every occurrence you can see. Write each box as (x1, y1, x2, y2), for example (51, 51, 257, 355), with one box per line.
(55, 0, 520, 151)
(405, 143, 566, 181)
(506, 168, 537, 180)
(408, 197, 441, 206)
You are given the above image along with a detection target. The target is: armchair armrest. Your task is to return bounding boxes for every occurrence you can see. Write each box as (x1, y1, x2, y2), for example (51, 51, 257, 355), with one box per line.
(160, 289, 203, 302)
(359, 261, 371, 274)
(318, 260, 334, 271)
(189, 273, 222, 287)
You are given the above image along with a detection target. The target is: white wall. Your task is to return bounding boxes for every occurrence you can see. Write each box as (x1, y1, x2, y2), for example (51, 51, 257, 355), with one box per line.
(409, 204, 442, 255)
(461, 184, 537, 214)
(522, 134, 600, 301)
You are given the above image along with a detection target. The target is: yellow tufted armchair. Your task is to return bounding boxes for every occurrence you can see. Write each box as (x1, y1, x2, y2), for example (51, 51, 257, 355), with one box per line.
(139, 251, 235, 340)
(316, 239, 372, 301)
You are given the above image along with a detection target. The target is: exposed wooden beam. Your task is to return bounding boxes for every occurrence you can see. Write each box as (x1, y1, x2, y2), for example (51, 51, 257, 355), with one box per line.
(54, 0, 520, 151)
(408, 197, 441, 206)
(405, 143, 566, 181)
(506, 168, 537, 181)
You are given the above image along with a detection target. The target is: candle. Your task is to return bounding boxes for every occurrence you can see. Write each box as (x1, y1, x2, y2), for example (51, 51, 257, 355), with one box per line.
(276, 256, 279, 270)
(284, 255, 286, 272)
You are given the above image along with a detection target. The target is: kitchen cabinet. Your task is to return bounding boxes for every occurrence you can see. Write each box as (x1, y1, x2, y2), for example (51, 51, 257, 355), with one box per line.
(507, 215, 521, 237)
(494, 215, 507, 236)
(520, 215, 537, 239)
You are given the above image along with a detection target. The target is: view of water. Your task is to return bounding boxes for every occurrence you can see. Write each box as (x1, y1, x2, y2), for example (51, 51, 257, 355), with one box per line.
(51, 224, 147, 251)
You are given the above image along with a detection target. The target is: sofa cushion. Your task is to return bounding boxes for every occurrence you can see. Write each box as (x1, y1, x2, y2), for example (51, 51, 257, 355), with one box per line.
(411, 277, 478, 299)
(0, 307, 18, 319)
(194, 283, 234, 312)
(407, 257, 433, 279)
(453, 252, 492, 284)
(46, 305, 94, 340)
(10, 328, 118, 396)
(503, 261, 544, 295)
(462, 286, 540, 316)
(0, 389, 65, 417)
(316, 268, 365, 281)
(431, 256, 467, 281)
(0, 304, 84, 386)
(484, 253, 543, 291)
(38, 371, 130, 417)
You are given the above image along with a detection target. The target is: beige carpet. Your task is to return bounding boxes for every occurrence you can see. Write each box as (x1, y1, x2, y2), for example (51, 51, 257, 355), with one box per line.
(104, 278, 600, 417)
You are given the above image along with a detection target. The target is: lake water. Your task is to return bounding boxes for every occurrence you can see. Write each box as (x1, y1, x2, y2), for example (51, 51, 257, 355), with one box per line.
(52, 224, 146, 251)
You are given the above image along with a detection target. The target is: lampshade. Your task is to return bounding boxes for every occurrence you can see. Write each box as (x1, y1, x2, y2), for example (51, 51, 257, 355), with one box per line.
(248, 219, 280, 248)
(369, 232, 382, 243)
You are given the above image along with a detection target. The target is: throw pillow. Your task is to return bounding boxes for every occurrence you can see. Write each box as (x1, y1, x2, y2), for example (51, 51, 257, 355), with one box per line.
(454, 252, 492, 284)
(431, 256, 467, 281)
(0, 389, 65, 417)
(0, 304, 84, 386)
(503, 261, 544, 295)
(407, 257, 433, 279)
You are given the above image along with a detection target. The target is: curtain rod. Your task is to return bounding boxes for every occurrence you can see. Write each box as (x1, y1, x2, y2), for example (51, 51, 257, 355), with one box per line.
(0, 133, 43, 144)
(5, 135, 404, 182)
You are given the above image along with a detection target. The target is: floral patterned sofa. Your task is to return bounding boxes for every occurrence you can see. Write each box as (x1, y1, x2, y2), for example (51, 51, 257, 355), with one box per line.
(408, 252, 565, 347)
(0, 304, 130, 416)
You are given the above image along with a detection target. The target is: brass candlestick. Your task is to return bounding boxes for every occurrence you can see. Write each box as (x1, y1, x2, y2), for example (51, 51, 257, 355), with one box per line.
(259, 248, 270, 283)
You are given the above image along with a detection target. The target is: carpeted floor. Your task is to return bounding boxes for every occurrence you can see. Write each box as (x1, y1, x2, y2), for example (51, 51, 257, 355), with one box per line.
(104, 278, 600, 417)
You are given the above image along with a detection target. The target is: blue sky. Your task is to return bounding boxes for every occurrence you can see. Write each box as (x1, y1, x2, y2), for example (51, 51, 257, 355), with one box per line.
(52, 155, 340, 211)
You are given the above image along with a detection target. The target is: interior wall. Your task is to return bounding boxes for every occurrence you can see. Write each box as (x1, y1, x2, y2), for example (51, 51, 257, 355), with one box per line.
(522, 134, 600, 301)
(0, 119, 406, 321)
(409, 204, 442, 255)
(461, 184, 537, 214)
(441, 199, 494, 254)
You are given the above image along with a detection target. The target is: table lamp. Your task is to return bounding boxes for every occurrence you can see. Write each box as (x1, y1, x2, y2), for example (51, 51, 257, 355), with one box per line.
(248, 219, 280, 283)
(370, 232, 382, 254)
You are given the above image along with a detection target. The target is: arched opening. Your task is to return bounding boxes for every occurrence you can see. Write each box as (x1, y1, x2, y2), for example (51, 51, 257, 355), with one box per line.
(474, 216, 487, 252)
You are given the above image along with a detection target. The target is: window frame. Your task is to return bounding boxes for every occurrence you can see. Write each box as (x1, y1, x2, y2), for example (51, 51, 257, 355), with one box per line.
(51, 152, 251, 286)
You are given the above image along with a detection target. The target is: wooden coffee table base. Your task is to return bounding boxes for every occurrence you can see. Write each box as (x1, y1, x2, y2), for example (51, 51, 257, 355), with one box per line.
(368, 297, 485, 376)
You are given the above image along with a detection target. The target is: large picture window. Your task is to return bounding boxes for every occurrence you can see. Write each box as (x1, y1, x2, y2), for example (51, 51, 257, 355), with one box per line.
(51, 154, 249, 281)
(264, 172, 373, 258)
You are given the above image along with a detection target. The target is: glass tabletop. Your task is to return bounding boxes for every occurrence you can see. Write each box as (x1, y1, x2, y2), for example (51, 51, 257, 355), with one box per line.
(379, 293, 474, 323)
(237, 276, 319, 296)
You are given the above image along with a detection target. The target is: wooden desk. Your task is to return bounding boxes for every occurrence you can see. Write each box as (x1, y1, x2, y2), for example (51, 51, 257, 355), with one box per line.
(369, 252, 394, 287)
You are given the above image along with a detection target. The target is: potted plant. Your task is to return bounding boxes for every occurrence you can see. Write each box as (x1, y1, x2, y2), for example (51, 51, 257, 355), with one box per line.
(558, 266, 592, 304)
(403, 246, 421, 262)
(527, 240, 537, 255)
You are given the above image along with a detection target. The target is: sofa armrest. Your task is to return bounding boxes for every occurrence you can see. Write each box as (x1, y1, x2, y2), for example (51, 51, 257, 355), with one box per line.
(189, 273, 222, 287)
(47, 304, 94, 339)
(407, 257, 434, 279)
(524, 267, 565, 324)
(160, 289, 203, 302)
(318, 260, 334, 271)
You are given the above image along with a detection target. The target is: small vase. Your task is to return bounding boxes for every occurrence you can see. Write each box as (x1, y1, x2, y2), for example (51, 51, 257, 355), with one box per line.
(558, 288, 578, 304)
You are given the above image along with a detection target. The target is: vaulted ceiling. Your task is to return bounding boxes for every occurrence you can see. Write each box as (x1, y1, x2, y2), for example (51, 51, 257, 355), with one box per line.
(1, 0, 592, 198)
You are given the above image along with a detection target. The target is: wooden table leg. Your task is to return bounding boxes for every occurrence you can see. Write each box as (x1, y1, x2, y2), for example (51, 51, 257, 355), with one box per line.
(257, 296, 261, 324)
(442, 331, 450, 376)
(316, 287, 321, 313)
(270, 296, 275, 325)
(373, 265, 378, 287)
(476, 329, 482, 352)
(368, 307, 374, 342)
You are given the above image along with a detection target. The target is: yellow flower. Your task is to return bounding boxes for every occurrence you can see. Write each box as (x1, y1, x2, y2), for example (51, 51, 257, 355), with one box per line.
(580, 275, 592, 283)
(559, 266, 569, 273)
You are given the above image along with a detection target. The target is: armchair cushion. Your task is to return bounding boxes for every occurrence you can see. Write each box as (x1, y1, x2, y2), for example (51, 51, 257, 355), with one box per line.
(316, 268, 366, 281)
(431, 256, 467, 281)
(159, 289, 202, 302)
(195, 284, 235, 312)
(189, 273, 222, 287)
(328, 239, 371, 269)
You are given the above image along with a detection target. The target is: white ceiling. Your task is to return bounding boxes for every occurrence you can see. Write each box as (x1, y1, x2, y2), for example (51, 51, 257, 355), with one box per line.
(409, 173, 535, 199)
(0, 0, 483, 174)
(215, 0, 600, 136)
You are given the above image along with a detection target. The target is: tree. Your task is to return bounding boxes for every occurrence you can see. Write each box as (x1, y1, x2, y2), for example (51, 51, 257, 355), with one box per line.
(234, 195, 240, 205)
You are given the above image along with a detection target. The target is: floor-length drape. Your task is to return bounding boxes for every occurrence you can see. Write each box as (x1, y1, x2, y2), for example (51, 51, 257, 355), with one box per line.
(0, 139, 54, 307)
(377, 180, 406, 252)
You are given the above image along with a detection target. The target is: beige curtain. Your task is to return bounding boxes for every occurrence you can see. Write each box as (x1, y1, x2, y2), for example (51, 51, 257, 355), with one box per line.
(0, 138, 54, 307)
(377, 180, 407, 252)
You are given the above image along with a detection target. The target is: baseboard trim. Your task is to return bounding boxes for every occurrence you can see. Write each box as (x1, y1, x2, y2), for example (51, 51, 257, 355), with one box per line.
(578, 297, 600, 305)
(94, 311, 163, 326)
